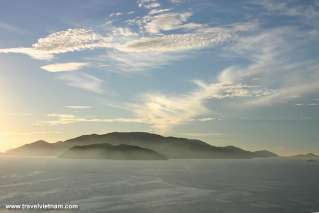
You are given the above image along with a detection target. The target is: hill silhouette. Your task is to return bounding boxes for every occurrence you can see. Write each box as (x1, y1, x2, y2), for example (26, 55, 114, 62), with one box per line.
(6, 132, 278, 159)
(60, 143, 167, 160)
(290, 153, 319, 160)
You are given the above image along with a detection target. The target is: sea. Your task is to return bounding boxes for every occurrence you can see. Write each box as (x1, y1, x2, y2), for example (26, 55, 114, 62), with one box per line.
(0, 156, 318, 213)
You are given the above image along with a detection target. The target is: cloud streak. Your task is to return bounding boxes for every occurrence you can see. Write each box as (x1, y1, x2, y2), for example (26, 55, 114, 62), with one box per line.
(0, 6, 251, 72)
(41, 62, 89, 72)
(142, 11, 196, 33)
(129, 10, 319, 131)
(256, 0, 319, 20)
(133, 78, 271, 132)
(59, 73, 104, 94)
(64, 105, 92, 109)
(0, 28, 110, 60)
(41, 114, 143, 126)
(219, 26, 319, 107)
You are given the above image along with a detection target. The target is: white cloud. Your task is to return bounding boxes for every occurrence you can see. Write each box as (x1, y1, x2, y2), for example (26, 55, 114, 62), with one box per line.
(102, 23, 238, 71)
(0, 25, 230, 72)
(59, 73, 104, 94)
(120, 28, 231, 53)
(109, 12, 123, 17)
(0, 7, 255, 74)
(0, 28, 111, 60)
(111, 27, 138, 38)
(64, 105, 92, 109)
(249, 81, 319, 106)
(170, 0, 185, 4)
(218, 26, 319, 107)
(41, 62, 89, 72)
(148, 8, 171, 15)
(178, 132, 224, 138)
(0, 9, 254, 73)
(33, 28, 108, 53)
(256, 0, 319, 20)
(42, 114, 143, 126)
(107, 21, 254, 71)
(107, 50, 184, 72)
(143, 12, 196, 33)
(133, 79, 271, 132)
(137, 0, 160, 9)
(197, 117, 215, 122)
(2, 2, 315, 106)
(0, 47, 54, 60)
(48, 114, 75, 118)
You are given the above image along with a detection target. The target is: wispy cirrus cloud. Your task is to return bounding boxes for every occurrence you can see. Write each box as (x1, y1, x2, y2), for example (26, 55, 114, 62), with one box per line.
(177, 132, 224, 138)
(129, 10, 319, 131)
(59, 73, 104, 94)
(137, 0, 160, 9)
(0, 3, 251, 72)
(0, 28, 110, 60)
(64, 105, 92, 109)
(40, 114, 144, 126)
(249, 78, 319, 106)
(106, 50, 183, 71)
(142, 11, 198, 33)
(219, 26, 319, 107)
(117, 27, 232, 53)
(41, 62, 89, 72)
(0, 47, 54, 60)
(0, 24, 234, 63)
(133, 78, 271, 132)
(170, 0, 185, 4)
(104, 23, 236, 71)
(1, 0, 317, 103)
(255, 0, 319, 20)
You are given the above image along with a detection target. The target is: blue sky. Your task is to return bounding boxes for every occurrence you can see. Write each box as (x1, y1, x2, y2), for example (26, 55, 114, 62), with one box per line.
(0, 0, 318, 154)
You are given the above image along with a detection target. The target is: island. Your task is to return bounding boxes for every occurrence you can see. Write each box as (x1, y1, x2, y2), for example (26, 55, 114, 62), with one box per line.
(6, 132, 279, 160)
(290, 153, 319, 161)
(60, 143, 167, 160)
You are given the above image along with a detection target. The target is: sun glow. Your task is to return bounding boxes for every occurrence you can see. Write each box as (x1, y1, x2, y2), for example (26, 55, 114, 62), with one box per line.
(0, 132, 10, 152)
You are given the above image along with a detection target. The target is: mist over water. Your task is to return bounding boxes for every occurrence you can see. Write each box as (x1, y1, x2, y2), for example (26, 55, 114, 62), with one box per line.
(0, 156, 318, 213)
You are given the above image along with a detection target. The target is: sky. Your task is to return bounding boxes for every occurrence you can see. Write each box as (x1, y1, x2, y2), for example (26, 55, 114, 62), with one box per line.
(0, 0, 319, 155)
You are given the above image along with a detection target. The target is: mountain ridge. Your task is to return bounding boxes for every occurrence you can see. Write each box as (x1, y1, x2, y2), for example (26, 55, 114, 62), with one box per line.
(60, 143, 167, 160)
(290, 153, 319, 159)
(6, 131, 279, 159)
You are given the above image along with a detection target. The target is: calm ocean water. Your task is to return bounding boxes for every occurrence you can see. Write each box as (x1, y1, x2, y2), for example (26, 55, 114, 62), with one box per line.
(0, 156, 318, 213)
